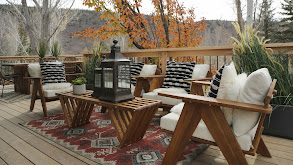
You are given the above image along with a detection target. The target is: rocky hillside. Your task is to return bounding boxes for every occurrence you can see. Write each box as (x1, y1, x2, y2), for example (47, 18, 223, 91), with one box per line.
(0, 4, 237, 55)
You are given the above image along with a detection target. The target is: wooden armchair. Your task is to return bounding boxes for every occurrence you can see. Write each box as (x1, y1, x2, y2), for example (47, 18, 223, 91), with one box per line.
(26, 63, 72, 117)
(158, 78, 277, 165)
(0, 71, 19, 97)
(132, 68, 163, 96)
(139, 70, 212, 111)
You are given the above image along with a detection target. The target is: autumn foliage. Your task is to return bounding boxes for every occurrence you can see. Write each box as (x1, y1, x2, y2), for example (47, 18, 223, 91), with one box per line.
(73, 0, 206, 50)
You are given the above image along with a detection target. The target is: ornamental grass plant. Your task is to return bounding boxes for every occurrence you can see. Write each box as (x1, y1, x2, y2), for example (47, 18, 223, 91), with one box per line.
(232, 22, 293, 105)
(50, 41, 62, 59)
(37, 41, 47, 59)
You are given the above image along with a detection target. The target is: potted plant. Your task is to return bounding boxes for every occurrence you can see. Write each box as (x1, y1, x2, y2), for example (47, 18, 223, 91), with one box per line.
(50, 41, 62, 60)
(72, 77, 87, 95)
(232, 23, 293, 139)
(263, 54, 293, 139)
(37, 41, 46, 63)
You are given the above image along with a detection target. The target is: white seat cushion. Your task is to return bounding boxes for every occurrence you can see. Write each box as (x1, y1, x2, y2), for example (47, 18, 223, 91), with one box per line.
(42, 83, 72, 97)
(43, 82, 71, 90)
(43, 87, 72, 97)
(160, 112, 257, 151)
(142, 88, 187, 106)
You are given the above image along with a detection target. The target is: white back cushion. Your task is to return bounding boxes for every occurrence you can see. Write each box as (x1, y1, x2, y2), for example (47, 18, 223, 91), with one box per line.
(140, 65, 157, 76)
(216, 62, 237, 125)
(28, 63, 41, 77)
(221, 73, 247, 125)
(217, 62, 238, 99)
(233, 68, 272, 136)
(191, 64, 209, 79)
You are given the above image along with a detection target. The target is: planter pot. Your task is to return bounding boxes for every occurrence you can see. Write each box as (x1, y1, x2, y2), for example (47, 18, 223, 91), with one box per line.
(73, 84, 86, 95)
(86, 84, 94, 90)
(263, 105, 293, 139)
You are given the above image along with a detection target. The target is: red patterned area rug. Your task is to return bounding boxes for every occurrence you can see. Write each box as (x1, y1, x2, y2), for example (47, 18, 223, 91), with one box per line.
(20, 106, 209, 165)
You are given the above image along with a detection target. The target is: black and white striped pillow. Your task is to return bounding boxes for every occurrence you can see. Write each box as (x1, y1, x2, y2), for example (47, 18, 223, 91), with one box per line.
(130, 62, 144, 86)
(162, 61, 196, 93)
(207, 62, 231, 98)
(40, 63, 66, 84)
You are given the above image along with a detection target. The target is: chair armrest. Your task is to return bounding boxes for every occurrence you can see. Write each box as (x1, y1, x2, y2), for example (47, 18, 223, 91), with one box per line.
(24, 77, 45, 80)
(65, 73, 84, 76)
(131, 75, 166, 79)
(158, 92, 272, 114)
(184, 77, 213, 82)
(192, 81, 211, 86)
(6, 74, 19, 78)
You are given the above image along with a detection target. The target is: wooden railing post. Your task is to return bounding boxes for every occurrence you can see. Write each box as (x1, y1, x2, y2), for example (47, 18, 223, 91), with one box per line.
(161, 52, 168, 75)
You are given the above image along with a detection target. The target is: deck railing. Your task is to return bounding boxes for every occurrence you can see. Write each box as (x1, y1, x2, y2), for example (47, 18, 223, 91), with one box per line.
(0, 43, 293, 74)
(0, 55, 83, 73)
(99, 43, 293, 74)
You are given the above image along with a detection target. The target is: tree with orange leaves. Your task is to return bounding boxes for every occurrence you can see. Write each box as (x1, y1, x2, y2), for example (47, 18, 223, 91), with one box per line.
(73, 0, 206, 50)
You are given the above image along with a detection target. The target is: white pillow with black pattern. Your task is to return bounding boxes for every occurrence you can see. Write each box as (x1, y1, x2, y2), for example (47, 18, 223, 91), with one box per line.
(40, 62, 66, 84)
(162, 61, 196, 93)
(130, 62, 144, 86)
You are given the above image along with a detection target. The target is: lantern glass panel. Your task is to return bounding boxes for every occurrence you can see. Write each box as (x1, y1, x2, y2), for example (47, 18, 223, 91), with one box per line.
(103, 68, 113, 88)
(118, 65, 130, 90)
(95, 68, 102, 88)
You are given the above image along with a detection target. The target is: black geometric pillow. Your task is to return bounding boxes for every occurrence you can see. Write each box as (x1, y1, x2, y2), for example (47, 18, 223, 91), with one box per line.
(40, 63, 66, 84)
(162, 61, 196, 93)
(130, 62, 144, 86)
(207, 62, 231, 98)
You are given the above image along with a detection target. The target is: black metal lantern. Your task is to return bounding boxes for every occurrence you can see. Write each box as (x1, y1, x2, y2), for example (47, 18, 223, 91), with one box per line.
(92, 40, 134, 103)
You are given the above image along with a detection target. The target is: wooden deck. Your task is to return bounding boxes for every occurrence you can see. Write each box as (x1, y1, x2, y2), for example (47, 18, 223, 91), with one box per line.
(0, 87, 292, 164)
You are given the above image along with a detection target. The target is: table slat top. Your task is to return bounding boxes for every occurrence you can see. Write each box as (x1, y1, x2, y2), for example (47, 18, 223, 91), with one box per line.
(56, 91, 161, 111)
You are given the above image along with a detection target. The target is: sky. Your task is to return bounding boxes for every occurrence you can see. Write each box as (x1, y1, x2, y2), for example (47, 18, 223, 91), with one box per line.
(0, 0, 283, 21)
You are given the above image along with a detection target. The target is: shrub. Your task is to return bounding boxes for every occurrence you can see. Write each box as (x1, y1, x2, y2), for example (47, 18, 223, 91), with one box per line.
(232, 22, 293, 105)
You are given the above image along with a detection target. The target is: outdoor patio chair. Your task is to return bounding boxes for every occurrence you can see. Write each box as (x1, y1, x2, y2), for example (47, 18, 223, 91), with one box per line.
(130, 62, 162, 96)
(159, 65, 276, 164)
(140, 61, 212, 111)
(26, 63, 72, 117)
(0, 71, 19, 97)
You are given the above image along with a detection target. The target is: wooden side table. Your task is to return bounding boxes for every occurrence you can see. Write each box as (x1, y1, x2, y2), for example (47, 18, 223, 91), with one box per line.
(57, 91, 161, 148)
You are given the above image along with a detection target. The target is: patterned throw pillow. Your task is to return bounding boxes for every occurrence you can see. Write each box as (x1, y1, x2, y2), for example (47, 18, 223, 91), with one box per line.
(40, 63, 66, 84)
(207, 62, 232, 98)
(162, 61, 196, 93)
(130, 62, 144, 86)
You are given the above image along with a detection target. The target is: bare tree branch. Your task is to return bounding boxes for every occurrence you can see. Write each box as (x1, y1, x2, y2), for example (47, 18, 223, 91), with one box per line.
(47, 0, 76, 42)
(5, 0, 27, 23)
(32, 0, 41, 11)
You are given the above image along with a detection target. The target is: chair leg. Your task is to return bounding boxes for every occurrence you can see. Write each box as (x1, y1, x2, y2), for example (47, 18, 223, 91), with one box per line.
(256, 137, 272, 158)
(162, 102, 202, 165)
(202, 105, 249, 165)
(30, 80, 38, 111)
(38, 82, 48, 117)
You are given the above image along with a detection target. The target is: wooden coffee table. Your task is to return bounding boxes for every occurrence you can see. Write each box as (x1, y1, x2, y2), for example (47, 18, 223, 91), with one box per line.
(57, 91, 161, 148)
